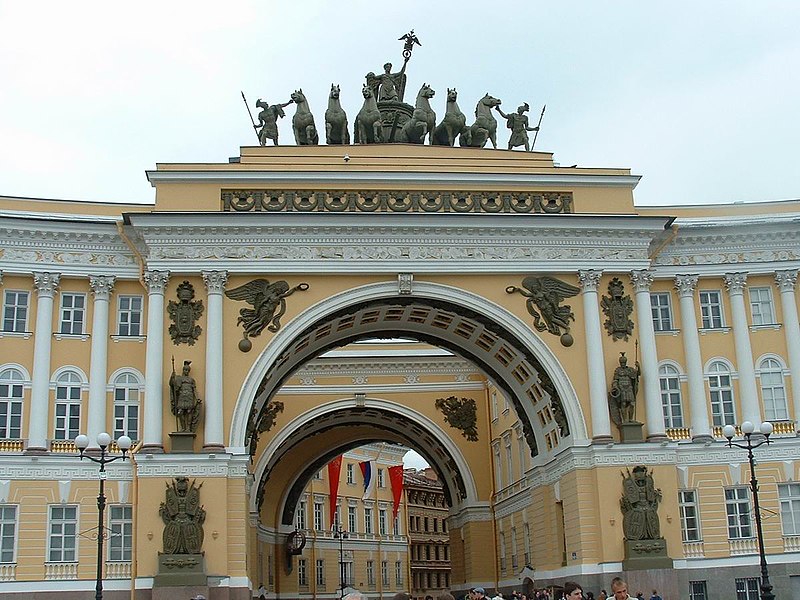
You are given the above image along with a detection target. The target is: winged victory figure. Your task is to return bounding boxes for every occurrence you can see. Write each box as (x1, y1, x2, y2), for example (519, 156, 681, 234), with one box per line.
(225, 279, 309, 341)
(506, 275, 580, 346)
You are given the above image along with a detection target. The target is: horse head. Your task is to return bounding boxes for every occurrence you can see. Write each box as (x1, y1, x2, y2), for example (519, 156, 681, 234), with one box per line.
(329, 84, 340, 99)
(418, 83, 435, 100)
(361, 84, 374, 99)
(447, 88, 458, 102)
(290, 89, 306, 105)
(480, 93, 501, 108)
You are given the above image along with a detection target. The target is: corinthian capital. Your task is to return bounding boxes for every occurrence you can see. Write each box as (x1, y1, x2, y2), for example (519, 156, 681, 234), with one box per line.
(577, 270, 602, 292)
(723, 272, 748, 295)
(89, 275, 116, 300)
(202, 270, 229, 295)
(775, 269, 798, 293)
(674, 274, 699, 298)
(630, 270, 655, 293)
(33, 272, 61, 298)
(143, 270, 170, 295)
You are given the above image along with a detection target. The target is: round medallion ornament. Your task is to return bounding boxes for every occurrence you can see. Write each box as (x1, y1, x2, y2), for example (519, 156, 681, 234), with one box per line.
(286, 530, 306, 555)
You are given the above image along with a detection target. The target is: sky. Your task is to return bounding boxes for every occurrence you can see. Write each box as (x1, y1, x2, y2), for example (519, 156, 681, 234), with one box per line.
(1, 1, 799, 207)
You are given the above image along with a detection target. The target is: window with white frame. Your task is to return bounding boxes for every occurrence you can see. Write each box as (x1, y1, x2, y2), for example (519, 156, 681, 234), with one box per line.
(346, 463, 354, 484)
(378, 508, 387, 535)
(48, 505, 78, 562)
(381, 560, 389, 586)
(108, 505, 132, 561)
(725, 487, 752, 539)
(315, 558, 324, 585)
(679, 490, 701, 542)
(364, 507, 373, 534)
(749, 287, 775, 326)
(297, 558, 308, 586)
(2, 291, 29, 333)
(313, 502, 323, 531)
(377, 468, 385, 488)
(511, 526, 518, 569)
(735, 577, 760, 600)
(523, 522, 531, 566)
(348, 505, 357, 532)
(504, 433, 514, 485)
(699, 290, 724, 329)
(59, 293, 86, 335)
(779, 483, 800, 536)
(659, 364, 684, 428)
(395, 560, 402, 586)
(516, 427, 527, 476)
(113, 372, 140, 441)
(492, 442, 502, 489)
(491, 390, 498, 421)
(295, 501, 306, 530)
(393, 512, 401, 535)
(54, 371, 82, 440)
(650, 292, 673, 331)
(759, 358, 788, 421)
(366, 560, 375, 585)
(708, 361, 736, 426)
(343, 560, 353, 587)
(117, 295, 143, 336)
(0, 368, 24, 439)
(499, 531, 506, 571)
(689, 581, 708, 600)
(0, 505, 17, 563)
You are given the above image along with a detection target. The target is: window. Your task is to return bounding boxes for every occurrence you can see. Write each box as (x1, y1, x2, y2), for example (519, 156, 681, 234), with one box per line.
(377, 468, 385, 488)
(333, 506, 341, 528)
(749, 287, 775, 326)
(504, 433, 514, 484)
(296, 501, 307, 530)
(779, 483, 800, 535)
(659, 364, 684, 428)
(0, 505, 17, 563)
(725, 487, 752, 539)
(499, 531, 506, 571)
(54, 371, 82, 440)
(59, 293, 86, 335)
(759, 358, 788, 421)
(511, 527, 518, 569)
(48, 505, 78, 562)
(113, 372, 140, 441)
(395, 560, 402, 586)
(117, 295, 143, 336)
(708, 362, 735, 426)
(313, 502, 323, 531)
(735, 577, 760, 600)
(689, 581, 707, 600)
(347, 463, 354, 484)
(298, 558, 307, 586)
(492, 442, 502, 489)
(2, 291, 29, 333)
(424, 516, 429, 532)
(0, 368, 24, 439)
(343, 561, 353, 587)
(378, 508, 387, 535)
(650, 292, 673, 331)
(381, 560, 389, 586)
(313, 470, 322, 480)
(348, 506, 357, 532)
(393, 513, 400, 535)
(366, 559, 375, 585)
(679, 490, 701, 542)
(491, 391, 498, 421)
(108, 505, 132, 561)
(315, 558, 325, 586)
(699, 290, 724, 328)
(364, 507, 373, 534)
(523, 523, 531, 566)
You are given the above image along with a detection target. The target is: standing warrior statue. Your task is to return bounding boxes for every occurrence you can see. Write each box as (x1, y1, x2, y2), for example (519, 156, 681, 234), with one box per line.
(169, 358, 202, 433)
(609, 352, 641, 424)
(255, 97, 293, 146)
(495, 102, 539, 151)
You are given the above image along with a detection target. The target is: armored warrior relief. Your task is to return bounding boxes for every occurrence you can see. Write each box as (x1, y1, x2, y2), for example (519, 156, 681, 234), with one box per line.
(160, 477, 206, 554)
(620, 466, 662, 541)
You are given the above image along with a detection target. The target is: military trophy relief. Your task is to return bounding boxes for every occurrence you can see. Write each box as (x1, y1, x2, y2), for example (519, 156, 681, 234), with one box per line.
(168, 281, 203, 346)
(600, 277, 634, 341)
(434, 395, 479, 442)
(155, 477, 208, 588)
(506, 275, 580, 347)
(224, 279, 310, 352)
(619, 466, 673, 570)
(608, 349, 643, 443)
(241, 30, 546, 151)
(168, 358, 202, 453)
(245, 400, 286, 458)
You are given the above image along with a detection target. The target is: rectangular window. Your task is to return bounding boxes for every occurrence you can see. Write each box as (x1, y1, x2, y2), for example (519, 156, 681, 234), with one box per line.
(379, 508, 387, 535)
(2, 291, 29, 333)
(348, 505, 357, 532)
(298, 558, 307, 586)
(377, 468, 385, 488)
(709, 369, 736, 427)
(0, 372, 23, 439)
(650, 292, 673, 331)
(395, 560, 402, 586)
(0, 505, 17, 563)
(499, 531, 506, 571)
(117, 295, 143, 336)
(48, 505, 78, 562)
(59, 293, 86, 335)
(366, 560, 375, 585)
(315, 558, 325, 586)
(343, 561, 353, 587)
(296, 501, 307, 530)
(393, 513, 400, 535)
(108, 505, 132, 561)
(313, 502, 324, 531)
(779, 483, 800, 536)
(749, 287, 775, 326)
(689, 581, 707, 600)
(511, 526, 518, 569)
(504, 434, 514, 485)
(364, 507, 373, 534)
(679, 490, 701, 542)
(347, 463, 354, 484)
(725, 487, 752, 539)
(699, 290, 724, 329)
(660, 369, 684, 428)
(381, 560, 389, 586)
(735, 577, 760, 600)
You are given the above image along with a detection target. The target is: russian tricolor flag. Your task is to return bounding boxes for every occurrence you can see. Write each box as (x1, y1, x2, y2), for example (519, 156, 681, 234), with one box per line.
(359, 460, 374, 499)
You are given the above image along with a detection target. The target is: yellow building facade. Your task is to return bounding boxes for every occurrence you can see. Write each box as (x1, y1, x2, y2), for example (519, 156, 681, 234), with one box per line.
(0, 144, 798, 600)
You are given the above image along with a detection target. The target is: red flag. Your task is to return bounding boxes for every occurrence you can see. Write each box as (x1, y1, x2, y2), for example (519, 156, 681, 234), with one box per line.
(327, 456, 343, 528)
(389, 465, 405, 520)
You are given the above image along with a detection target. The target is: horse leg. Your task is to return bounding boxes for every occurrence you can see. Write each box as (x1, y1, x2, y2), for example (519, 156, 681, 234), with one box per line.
(372, 119, 381, 143)
(326, 121, 333, 145)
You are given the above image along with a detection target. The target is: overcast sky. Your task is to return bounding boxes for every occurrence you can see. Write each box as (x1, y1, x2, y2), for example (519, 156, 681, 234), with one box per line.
(1, 1, 798, 207)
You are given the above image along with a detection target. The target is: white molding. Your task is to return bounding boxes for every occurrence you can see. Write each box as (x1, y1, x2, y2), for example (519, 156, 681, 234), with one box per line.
(278, 382, 487, 394)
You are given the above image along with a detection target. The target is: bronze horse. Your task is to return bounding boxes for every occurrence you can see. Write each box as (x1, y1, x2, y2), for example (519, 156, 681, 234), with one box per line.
(354, 84, 382, 144)
(324, 84, 350, 145)
(432, 87, 467, 146)
(290, 89, 319, 145)
(397, 83, 436, 144)
(459, 93, 502, 148)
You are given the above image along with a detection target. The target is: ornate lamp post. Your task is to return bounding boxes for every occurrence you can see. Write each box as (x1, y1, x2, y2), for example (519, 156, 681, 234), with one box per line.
(333, 524, 349, 598)
(74, 432, 132, 600)
(722, 420, 775, 600)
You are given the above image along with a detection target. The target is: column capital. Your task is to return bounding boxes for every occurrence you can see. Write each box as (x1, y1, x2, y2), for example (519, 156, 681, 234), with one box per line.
(33, 272, 61, 298)
(775, 269, 798, 293)
(723, 272, 748, 295)
(202, 270, 229, 295)
(577, 270, 602, 292)
(674, 274, 699, 298)
(143, 270, 170, 295)
(89, 275, 116, 300)
(630, 269, 655, 293)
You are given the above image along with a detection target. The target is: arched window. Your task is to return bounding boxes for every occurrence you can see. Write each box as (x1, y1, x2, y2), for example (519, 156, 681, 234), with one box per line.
(0, 368, 24, 439)
(659, 364, 683, 428)
(759, 358, 788, 422)
(113, 372, 140, 441)
(708, 361, 735, 427)
(54, 371, 82, 440)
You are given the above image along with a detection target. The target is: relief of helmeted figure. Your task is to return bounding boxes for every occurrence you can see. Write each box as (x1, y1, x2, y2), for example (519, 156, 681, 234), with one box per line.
(160, 477, 206, 554)
(620, 466, 662, 540)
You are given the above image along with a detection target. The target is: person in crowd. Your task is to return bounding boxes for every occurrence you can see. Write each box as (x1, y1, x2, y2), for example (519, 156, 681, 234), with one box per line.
(610, 578, 632, 600)
(648, 591, 662, 600)
(563, 582, 583, 599)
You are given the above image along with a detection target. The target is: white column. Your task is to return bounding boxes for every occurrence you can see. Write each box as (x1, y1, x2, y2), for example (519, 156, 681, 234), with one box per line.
(775, 270, 800, 414)
(27, 272, 60, 453)
(142, 270, 170, 452)
(202, 270, 228, 451)
(578, 270, 612, 443)
(674, 275, 712, 442)
(86, 276, 115, 448)
(630, 270, 667, 442)
(724, 273, 761, 425)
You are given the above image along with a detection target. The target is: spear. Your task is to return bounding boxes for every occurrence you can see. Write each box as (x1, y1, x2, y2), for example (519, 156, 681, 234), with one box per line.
(530, 104, 546, 151)
(241, 91, 261, 144)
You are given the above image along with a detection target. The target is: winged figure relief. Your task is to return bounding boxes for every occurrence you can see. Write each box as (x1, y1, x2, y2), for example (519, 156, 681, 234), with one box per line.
(225, 279, 309, 343)
(506, 275, 580, 346)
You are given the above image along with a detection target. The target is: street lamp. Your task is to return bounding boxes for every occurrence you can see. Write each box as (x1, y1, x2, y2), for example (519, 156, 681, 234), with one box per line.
(74, 432, 132, 600)
(333, 524, 349, 598)
(723, 420, 775, 600)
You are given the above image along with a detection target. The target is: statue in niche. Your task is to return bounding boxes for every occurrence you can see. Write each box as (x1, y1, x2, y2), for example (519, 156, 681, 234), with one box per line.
(620, 466, 662, 540)
(245, 400, 285, 457)
(160, 477, 206, 554)
(506, 276, 580, 346)
(256, 97, 293, 146)
(601, 277, 634, 341)
(168, 281, 203, 345)
(435, 396, 478, 441)
(495, 102, 539, 151)
(609, 352, 640, 425)
(169, 359, 202, 433)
